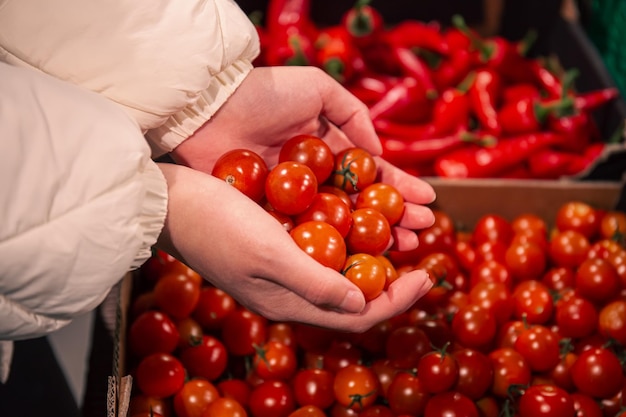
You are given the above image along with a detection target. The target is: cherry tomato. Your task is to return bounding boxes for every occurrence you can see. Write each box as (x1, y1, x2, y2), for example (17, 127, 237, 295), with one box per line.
(385, 325, 431, 369)
(192, 286, 237, 331)
(541, 266, 575, 292)
(375, 255, 399, 289)
(385, 371, 429, 416)
(549, 229, 590, 268)
(202, 398, 247, 417)
(554, 294, 598, 339)
(279, 134, 334, 184)
(180, 335, 228, 381)
(135, 353, 186, 399)
(469, 260, 513, 290)
(332, 147, 377, 194)
(287, 405, 327, 417)
(504, 240, 547, 281)
(318, 185, 354, 210)
(555, 201, 600, 239)
(355, 183, 405, 226)
(292, 368, 335, 410)
(175, 317, 203, 350)
(253, 340, 298, 381)
(212, 148, 269, 203)
(357, 404, 394, 417)
(600, 210, 626, 240)
(468, 281, 513, 326)
(452, 348, 494, 400)
(511, 280, 553, 324)
(221, 309, 268, 356)
(249, 380, 296, 417)
(598, 299, 626, 344)
(342, 253, 386, 301)
(451, 304, 497, 351)
(518, 384, 575, 417)
(570, 347, 625, 399)
(173, 378, 220, 417)
(513, 324, 560, 372)
(495, 319, 526, 348)
(141, 249, 198, 282)
(217, 378, 251, 409)
(333, 364, 379, 412)
(472, 214, 514, 246)
(129, 394, 172, 417)
(153, 272, 201, 320)
(345, 208, 391, 256)
(424, 391, 479, 417)
(323, 340, 363, 374)
(488, 347, 531, 398)
(574, 257, 621, 304)
(290, 220, 347, 271)
(128, 310, 180, 358)
(549, 351, 578, 392)
(571, 392, 604, 417)
(417, 344, 459, 393)
(266, 161, 318, 215)
(512, 212, 548, 237)
(295, 192, 353, 237)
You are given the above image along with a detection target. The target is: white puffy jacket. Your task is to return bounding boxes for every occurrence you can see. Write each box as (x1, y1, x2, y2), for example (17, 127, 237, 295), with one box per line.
(0, 0, 260, 379)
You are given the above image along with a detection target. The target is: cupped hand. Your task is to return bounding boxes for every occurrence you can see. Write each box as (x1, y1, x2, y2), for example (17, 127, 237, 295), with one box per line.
(156, 163, 433, 333)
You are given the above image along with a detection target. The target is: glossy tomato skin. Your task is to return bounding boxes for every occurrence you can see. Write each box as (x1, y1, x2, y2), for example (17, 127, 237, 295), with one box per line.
(294, 192, 353, 237)
(345, 208, 391, 256)
(549, 229, 590, 268)
(385, 371, 430, 416)
(292, 368, 335, 410)
(416, 345, 459, 394)
(290, 220, 347, 271)
(488, 347, 531, 398)
(180, 335, 228, 381)
(332, 147, 377, 194)
(555, 200, 601, 240)
(423, 391, 479, 417)
(202, 397, 247, 417)
(153, 272, 201, 320)
(342, 253, 386, 301)
(511, 280, 553, 324)
(253, 340, 298, 381)
(333, 364, 380, 412)
(279, 134, 334, 184)
(266, 161, 318, 215)
(574, 257, 621, 304)
(221, 309, 268, 357)
(598, 299, 626, 344)
(249, 380, 296, 417)
(128, 310, 180, 358)
(451, 304, 497, 351)
(570, 347, 625, 399)
(355, 183, 405, 226)
(513, 325, 560, 372)
(212, 148, 269, 203)
(472, 214, 514, 246)
(600, 210, 626, 240)
(452, 348, 494, 400)
(287, 405, 327, 417)
(135, 352, 186, 399)
(554, 294, 598, 339)
(518, 384, 575, 417)
(192, 286, 237, 331)
(504, 240, 547, 281)
(173, 378, 220, 417)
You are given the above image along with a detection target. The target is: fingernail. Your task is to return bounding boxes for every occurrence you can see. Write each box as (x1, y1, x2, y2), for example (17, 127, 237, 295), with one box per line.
(340, 289, 366, 313)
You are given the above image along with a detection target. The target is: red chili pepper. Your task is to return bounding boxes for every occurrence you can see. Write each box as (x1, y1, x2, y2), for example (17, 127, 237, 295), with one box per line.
(434, 132, 564, 178)
(373, 119, 432, 139)
(391, 46, 438, 98)
(527, 149, 582, 179)
(315, 26, 364, 84)
(429, 86, 471, 136)
(340, 0, 384, 49)
(380, 131, 497, 167)
(468, 69, 503, 136)
(263, 28, 317, 66)
(384, 20, 450, 56)
(443, 26, 473, 53)
(566, 142, 605, 175)
(266, 0, 316, 39)
(452, 15, 536, 84)
(501, 83, 542, 104)
(369, 76, 434, 124)
(528, 59, 563, 99)
(547, 111, 592, 153)
(574, 87, 620, 112)
(498, 96, 575, 136)
(498, 164, 533, 179)
(346, 74, 397, 104)
(432, 48, 474, 91)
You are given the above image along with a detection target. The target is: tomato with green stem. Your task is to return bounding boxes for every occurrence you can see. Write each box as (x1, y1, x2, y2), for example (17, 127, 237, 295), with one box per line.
(488, 347, 531, 398)
(220, 309, 268, 357)
(180, 335, 228, 381)
(342, 253, 386, 301)
(253, 340, 298, 381)
(333, 364, 379, 412)
(417, 342, 459, 394)
(331, 147, 377, 194)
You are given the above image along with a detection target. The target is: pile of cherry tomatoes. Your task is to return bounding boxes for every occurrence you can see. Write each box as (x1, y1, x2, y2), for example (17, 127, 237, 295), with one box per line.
(126, 137, 626, 417)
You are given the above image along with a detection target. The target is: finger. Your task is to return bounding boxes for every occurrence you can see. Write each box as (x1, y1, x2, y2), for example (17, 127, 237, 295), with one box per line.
(397, 203, 436, 231)
(389, 227, 419, 252)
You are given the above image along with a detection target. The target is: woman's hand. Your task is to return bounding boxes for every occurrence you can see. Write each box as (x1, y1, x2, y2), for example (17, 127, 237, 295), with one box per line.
(156, 163, 433, 333)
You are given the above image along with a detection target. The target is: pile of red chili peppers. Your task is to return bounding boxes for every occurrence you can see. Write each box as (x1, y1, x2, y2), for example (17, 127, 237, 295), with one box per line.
(253, 0, 622, 179)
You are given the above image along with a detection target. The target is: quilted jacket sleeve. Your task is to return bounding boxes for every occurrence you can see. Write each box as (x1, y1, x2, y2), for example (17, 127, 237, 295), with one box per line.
(0, 62, 167, 340)
(0, 0, 260, 157)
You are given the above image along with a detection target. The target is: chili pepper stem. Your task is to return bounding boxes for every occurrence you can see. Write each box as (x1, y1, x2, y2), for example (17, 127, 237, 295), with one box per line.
(451, 14, 494, 60)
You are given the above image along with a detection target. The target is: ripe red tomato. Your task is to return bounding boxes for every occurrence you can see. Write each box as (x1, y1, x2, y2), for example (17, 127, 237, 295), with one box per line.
(598, 299, 626, 344)
(541, 266, 576, 292)
(342, 253, 386, 301)
(135, 352, 186, 399)
(452, 348, 494, 400)
(472, 214, 514, 246)
(504, 240, 547, 281)
(175, 317, 203, 350)
(451, 304, 497, 351)
(468, 281, 513, 326)
(554, 294, 598, 339)
(294, 192, 353, 237)
(128, 310, 180, 358)
(355, 183, 405, 226)
(129, 394, 172, 417)
(518, 384, 575, 417)
(385, 371, 429, 416)
(513, 324, 560, 372)
(549, 229, 591, 268)
(179, 335, 228, 381)
(153, 272, 201, 320)
(423, 391, 479, 417)
(202, 398, 247, 417)
(345, 208, 391, 256)
(249, 380, 296, 417)
(253, 340, 298, 381)
(376, 255, 399, 289)
(332, 147, 377, 194)
(488, 347, 531, 398)
(221, 309, 268, 357)
(322, 340, 363, 373)
(570, 347, 625, 399)
(333, 364, 380, 411)
(290, 220, 347, 271)
(211, 148, 269, 203)
(600, 210, 626, 240)
(571, 392, 604, 417)
(279, 134, 335, 184)
(192, 286, 237, 331)
(416, 345, 459, 393)
(287, 405, 327, 417)
(469, 260, 513, 290)
(511, 280, 553, 324)
(292, 368, 335, 410)
(266, 161, 318, 215)
(385, 325, 431, 369)
(555, 201, 601, 239)
(173, 378, 220, 417)
(574, 257, 621, 304)
(217, 378, 251, 409)
(512, 212, 548, 236)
